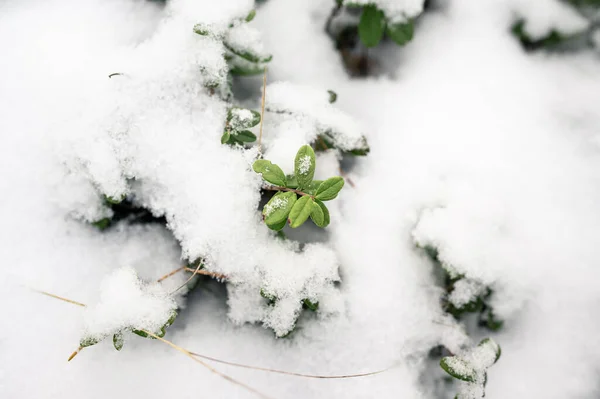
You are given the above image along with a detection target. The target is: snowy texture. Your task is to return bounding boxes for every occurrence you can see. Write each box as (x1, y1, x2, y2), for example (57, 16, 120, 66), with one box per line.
(262, 82, 368, 168)
(3, 0, 600, 399)
(509, 0, 590, 38)
(82, 267, 177, 341)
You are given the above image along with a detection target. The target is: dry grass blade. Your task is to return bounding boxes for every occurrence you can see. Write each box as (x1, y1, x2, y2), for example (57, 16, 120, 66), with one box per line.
(142, 330, 273, 399)
(156, 266, 185, 282)
(183, 266, 227, 280)
(32, 289, 87, 307)
(170, 262, 203, 294)
(190, 351, 392, 379)
(33, 289, 389, 388)
(258, 67, 267, 154)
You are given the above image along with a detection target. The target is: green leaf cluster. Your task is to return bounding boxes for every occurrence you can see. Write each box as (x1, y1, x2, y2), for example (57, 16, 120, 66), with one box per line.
(253, 145, 344, 230)
(79, 310, 178, 352)
(440, 338, 501, 397)
(221, 107, 260, 145)
(422, 245, 503, 331)
(353, 4, 415, 48)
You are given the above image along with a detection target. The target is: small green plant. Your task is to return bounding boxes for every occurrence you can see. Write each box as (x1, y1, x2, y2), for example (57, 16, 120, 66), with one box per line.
(194, 9, 272, 85)
(511, 0, 600, 51)
(440, 338, 501, 398)
(253, 145, 344, 230)
(422, 245, 503, 331)
(354, 3, 415, 48)
(78, 310, 177, 353)
(220, 107, 260, 145)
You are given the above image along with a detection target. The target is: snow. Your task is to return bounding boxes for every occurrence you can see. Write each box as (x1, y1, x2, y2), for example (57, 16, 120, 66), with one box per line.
(82, 267, 177, 342)
(348, 0, 425, 22)
(298, 155, 312, 175)
(2, 0, 600, 399)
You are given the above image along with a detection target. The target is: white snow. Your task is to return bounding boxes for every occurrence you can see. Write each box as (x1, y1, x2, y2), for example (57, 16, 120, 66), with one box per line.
(2, 0, 600, 399)
(82, 267, 177, 341)
(349, 0, 425, 22)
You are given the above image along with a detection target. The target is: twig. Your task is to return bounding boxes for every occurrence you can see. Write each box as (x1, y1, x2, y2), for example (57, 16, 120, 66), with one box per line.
(183, 267, 227, 281)
(257, 67, 267, 154)
(142, 330, 273, 399)
(157, 266, 185, 282)
(171, 262, 203, 294)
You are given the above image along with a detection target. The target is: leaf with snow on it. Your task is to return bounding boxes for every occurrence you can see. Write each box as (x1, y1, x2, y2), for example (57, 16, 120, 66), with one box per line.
(81, 267, 177, 344)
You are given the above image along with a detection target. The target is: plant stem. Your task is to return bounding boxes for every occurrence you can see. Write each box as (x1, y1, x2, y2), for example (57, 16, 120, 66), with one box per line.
(183, 267, 228, 281)
(263, 186, 312, 198)
(257, 68, 267, 154)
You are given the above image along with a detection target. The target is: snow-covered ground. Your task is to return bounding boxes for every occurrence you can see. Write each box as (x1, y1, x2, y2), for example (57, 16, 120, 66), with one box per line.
(2, 0, 600, 398)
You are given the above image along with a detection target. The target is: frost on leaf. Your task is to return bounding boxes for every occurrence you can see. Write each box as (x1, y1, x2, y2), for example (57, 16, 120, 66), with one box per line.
(298, 155, 311, 175)
(441, 338, 501, 399)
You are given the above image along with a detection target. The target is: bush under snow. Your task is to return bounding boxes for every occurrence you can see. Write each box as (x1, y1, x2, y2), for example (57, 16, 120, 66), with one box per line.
(2, 0, 600, 398)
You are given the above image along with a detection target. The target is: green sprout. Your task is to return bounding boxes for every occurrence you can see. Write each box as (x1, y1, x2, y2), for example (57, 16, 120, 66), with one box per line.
(221, 107, 260, 145)
(253, 145, 344, 230)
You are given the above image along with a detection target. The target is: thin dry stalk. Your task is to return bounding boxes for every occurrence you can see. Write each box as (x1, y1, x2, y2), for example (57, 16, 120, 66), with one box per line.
(183, 266, 227, 281)
(190, 351, 391, 379)
(257, 67, 267, 154)
(171, 262, 203, 294)
(156, 266, 185, 282)
(142, 330, 273, 399)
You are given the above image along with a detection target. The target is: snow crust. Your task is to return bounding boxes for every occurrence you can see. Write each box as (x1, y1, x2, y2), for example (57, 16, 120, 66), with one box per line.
(2, 0, 600, 399)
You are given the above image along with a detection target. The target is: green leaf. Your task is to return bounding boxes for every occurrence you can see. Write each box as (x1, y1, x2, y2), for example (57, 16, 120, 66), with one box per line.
(304, 180, 323, 195)
(302, 298, 319, 311)
(478, 338, 501, 365)
(440, 357, 478, 382)
(294, 145, 316, 189)
(91, 218, 111, 230)
(80, 336, 101, 348)
(245, 9, 256, 22)
(227, 107, 261, 129)
(113, 333, 124, 351)
(229, 64, 265, 76)
(233, 130, 257, 142)
(315, 199, 330, 227)
(267, 218, 287, 231)
(285, 174, 298, 189)
(260, 288, 277, 304)
(386, 20, 414, 46)
(193, 23, 213, 36)
(132, 329, 149, 338)
(253, 160, 287, 186)
(263, 191, 297, 229)
(288, 195, 313, 228)
(104, 194, 125, 205)
(327, 90, 337, 103)
(310, 200, 325, 227)
(221, 131, 230, 144)
(223, 42, 273, 64)
(358, 5, 386, 48)
(165, 311, 178, 328)
(315, 177, 344, 201)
